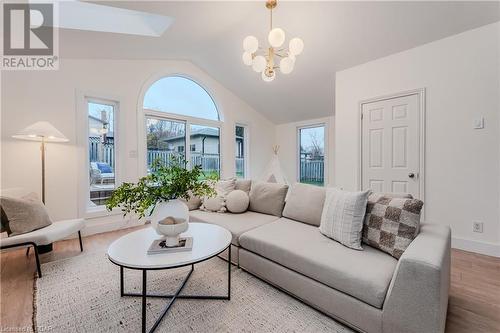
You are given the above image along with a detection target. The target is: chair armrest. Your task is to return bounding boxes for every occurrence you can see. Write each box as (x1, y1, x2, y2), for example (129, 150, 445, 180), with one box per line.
(382, 223, 451, 333)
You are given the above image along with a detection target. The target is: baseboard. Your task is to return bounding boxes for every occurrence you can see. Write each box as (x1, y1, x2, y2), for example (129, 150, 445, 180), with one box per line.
(452, 237, 500, 258)
(63, 217, 144, 240)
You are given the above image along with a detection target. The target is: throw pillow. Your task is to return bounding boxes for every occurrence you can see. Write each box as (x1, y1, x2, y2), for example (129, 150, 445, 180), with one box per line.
(235, 179, 251, 194)
(0, 193, 52, 236)
(248, 182, 288, 217)
(200, 178, 237, 213)
(362, 196, 424, 259)
(319, 188, 371, 250)
(180, 192, 202, 211)
(282, 183, 326, 226)
(226, 190, 250, 213)
(96, 162, 113, 173)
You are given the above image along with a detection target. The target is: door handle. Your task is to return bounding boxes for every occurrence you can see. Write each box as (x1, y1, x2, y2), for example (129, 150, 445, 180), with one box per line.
(408, 173, 415, 178)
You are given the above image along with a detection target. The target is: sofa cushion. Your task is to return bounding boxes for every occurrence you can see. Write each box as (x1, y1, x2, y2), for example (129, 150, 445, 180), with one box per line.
(249, 182, 288, 217)
(235, 179, 252, 194)
(239, 218, 397, 308)
(282, 183, 326, 226)
(189, 210, 280, 246)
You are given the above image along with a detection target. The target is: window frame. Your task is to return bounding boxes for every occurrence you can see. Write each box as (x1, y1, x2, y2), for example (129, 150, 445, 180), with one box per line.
(235, 123, 250, 179)
(77, 93, 123, 218)
(296, 123, 328, 187)
(139, 75, 223, 178)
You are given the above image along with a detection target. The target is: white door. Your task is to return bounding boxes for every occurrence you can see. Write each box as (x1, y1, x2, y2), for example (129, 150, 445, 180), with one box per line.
(361, 93, 421, 198)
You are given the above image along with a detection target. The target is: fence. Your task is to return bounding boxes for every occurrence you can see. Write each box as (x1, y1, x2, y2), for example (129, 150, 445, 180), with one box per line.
(300, 159, 324, 185)
(90, 144, 245, 177)
(236, 157, 245, 177)
(89, 137, 114, 168)
(147, 150, 221, 175)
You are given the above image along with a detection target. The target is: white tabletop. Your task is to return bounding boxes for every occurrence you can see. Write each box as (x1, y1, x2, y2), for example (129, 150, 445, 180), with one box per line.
(107, 223, 232, 269)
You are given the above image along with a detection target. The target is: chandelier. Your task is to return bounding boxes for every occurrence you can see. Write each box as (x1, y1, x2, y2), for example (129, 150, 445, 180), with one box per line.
(242, 0, 304, 82)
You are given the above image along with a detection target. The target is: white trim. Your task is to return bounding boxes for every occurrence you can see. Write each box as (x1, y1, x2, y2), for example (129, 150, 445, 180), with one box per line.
(79, 217, 144, 238)
(358, 88, 426, 215)
(452, 237, 500, 258)
(296, 122, 329, 186)
(76, 90, 124, 219)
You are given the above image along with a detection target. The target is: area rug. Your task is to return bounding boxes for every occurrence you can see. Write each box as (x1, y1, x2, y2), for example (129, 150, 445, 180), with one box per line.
(35, 251, 353, 332)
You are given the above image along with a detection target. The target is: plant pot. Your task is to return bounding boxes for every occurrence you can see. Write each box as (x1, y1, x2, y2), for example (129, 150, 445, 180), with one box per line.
(150, 199, 189, 242)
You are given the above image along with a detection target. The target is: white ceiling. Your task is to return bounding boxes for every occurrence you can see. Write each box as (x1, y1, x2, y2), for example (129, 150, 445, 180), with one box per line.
(59, 1, 500, 124)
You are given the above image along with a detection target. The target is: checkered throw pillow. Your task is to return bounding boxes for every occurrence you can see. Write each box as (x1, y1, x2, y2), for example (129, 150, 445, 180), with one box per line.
(362, 196, 423, 259)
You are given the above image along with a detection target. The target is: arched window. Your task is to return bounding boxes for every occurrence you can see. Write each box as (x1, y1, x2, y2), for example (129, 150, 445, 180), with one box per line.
(142, 75, 221, 178)
(143, 76, 219, 121)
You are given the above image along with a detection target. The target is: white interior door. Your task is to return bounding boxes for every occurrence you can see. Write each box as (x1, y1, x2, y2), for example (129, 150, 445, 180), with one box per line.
(361, 93, 421, 198)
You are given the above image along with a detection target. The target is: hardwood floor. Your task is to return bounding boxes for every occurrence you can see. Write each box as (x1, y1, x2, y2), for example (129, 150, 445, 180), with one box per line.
(1, 226, 499, 333)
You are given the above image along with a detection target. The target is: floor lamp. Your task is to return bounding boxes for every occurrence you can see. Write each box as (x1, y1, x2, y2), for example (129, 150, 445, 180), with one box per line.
(12, 121, 69, 204)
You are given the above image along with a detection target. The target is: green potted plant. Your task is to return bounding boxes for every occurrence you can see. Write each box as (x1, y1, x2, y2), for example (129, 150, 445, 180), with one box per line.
(106, 156, 216, 244)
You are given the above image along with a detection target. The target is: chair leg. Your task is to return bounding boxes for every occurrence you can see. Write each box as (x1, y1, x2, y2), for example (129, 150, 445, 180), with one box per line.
(26, 247, 30, 256)
(78, 231, 83, 252)
(33, 244, 42, 278)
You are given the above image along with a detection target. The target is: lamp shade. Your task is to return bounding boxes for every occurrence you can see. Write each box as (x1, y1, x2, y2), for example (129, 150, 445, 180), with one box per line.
(12, 121, 69, 142)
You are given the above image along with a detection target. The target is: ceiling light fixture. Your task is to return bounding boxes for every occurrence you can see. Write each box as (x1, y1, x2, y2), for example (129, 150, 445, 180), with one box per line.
(242, 0, 304, 82)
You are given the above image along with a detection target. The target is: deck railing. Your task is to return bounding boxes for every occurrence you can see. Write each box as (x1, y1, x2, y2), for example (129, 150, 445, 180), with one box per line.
(90, 143, 245, 178)
(300, 158, 324, 184)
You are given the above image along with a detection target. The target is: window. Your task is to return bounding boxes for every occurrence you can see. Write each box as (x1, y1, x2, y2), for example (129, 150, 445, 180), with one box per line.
(298, 125, 325, 186)
(146, 117, 185, 171)
(87, 99, 117, 206)
(143, 76, 219, 121)
(235, 125, 247, 178)
(142, 76, 221, 178)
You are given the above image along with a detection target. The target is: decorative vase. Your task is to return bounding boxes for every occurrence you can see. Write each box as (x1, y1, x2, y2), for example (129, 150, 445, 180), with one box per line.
(150, 199, 189, 245)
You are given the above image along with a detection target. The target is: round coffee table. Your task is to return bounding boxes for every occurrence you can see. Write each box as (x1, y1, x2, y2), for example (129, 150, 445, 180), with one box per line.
(107, 223, 232, 333)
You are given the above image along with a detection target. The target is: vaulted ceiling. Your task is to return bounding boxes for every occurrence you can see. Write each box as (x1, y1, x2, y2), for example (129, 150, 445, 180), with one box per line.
(61, 1, 500, 123)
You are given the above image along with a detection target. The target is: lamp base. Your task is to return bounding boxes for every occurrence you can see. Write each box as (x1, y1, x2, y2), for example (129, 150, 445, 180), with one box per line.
(37, 243, 53, 254)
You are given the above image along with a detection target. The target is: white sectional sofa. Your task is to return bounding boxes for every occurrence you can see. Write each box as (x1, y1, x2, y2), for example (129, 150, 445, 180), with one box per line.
(189, 182, 451, 333)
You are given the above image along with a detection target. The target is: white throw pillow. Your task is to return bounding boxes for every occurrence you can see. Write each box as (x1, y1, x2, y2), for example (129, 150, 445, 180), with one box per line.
(226, 190, 249, 213)
(200, 178, 236, 213)
(319, 188, 371, 250)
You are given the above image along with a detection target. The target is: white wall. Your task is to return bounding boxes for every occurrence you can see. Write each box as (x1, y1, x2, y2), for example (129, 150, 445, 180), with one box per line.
(335, 22, 500, 256)
(1, 59, 275, 232)
(276, 116, 334, 186)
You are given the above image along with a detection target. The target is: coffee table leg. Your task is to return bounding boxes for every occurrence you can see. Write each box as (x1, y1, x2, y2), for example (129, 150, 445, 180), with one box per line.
(142, 269, 147, 333)
(120, 266, 124, 297)
(228, 246, 231, 300)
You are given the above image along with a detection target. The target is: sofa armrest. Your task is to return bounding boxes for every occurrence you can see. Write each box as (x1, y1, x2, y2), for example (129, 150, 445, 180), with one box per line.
(382, 223, 451, 333)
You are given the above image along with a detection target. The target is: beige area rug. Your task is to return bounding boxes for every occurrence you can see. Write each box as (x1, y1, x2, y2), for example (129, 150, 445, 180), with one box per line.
(35, 251, 353, 333)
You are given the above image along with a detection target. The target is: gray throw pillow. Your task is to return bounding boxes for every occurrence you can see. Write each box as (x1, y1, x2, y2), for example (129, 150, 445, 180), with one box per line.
(0, 194, 52, 236)
(362, 196, 423, 259)
(319, 188, 371, 250)
(283, 183, 326, 226)
(248, 182, 288, 217)
(235, 179, 251, 194)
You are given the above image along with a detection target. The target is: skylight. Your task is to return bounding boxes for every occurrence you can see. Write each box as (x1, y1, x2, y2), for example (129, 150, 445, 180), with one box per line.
(54, 1, 173, 37)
